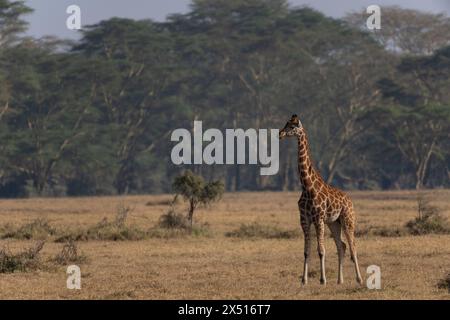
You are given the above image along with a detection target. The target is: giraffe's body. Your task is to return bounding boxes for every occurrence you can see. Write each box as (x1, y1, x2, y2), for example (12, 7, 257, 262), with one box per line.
(280, 115, 363, 285)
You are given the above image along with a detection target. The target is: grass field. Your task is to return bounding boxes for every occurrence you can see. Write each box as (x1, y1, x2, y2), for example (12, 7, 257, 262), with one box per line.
(0, 190, 449, 300)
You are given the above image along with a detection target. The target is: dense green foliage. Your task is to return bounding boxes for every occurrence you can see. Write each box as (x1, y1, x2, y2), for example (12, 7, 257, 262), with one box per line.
(173, 170, 224, 226)
(0, 0, 449, 197)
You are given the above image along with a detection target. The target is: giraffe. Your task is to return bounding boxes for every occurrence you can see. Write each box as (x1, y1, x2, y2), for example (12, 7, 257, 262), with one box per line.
(279, 114, 363, 286)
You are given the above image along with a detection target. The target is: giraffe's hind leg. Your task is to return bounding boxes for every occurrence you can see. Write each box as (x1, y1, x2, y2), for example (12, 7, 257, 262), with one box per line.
(328, 220, 346, 284)
(341, 214, 363, 285)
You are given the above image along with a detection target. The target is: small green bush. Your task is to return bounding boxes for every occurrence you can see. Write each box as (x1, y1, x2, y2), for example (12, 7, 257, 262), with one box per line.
(151, 206, 211, 238)
(172, 170, 224, 227)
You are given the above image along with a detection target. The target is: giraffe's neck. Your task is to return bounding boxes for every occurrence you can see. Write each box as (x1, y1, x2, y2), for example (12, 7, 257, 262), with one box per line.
(296, 130, 323, 193)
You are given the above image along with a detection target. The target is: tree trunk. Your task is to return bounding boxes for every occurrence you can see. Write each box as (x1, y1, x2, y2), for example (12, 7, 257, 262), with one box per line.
(325, 138, 348, 184)
(34, 177, 45, 196)
(326, 148, 345, 185)
(415, 140, 436, 190)
(188, 199, 195, 228)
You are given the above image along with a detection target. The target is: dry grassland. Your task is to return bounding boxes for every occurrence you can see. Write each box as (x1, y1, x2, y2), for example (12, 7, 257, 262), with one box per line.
(0, 190, 449, 299)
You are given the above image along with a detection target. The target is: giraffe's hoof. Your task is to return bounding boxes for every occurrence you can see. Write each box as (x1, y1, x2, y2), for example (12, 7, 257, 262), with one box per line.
(337, 279, 344, 285)
(320, 278, 327, 285)
(301, 277, 308, 285)
(357, 277, 363, 285)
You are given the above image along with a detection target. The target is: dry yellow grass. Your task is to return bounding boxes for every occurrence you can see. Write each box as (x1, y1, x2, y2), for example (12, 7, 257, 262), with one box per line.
(0, 190, 449, 300)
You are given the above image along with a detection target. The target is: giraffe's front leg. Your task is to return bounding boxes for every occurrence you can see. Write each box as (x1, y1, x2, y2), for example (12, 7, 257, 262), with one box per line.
(315, 219, 326, 285)
(301, 220, 311, 285)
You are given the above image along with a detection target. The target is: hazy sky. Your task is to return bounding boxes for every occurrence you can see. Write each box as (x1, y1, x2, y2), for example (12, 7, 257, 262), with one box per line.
(24, 0, 450, 39)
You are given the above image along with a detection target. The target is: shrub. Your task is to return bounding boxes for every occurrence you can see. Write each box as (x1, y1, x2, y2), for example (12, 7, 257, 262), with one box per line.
(1, 219, 57, 240)
(358, 194, 450, 237)
(437, 273, 450, 293)
(53, 241, 87, 265)
(225, 222, 300, 239)
(405, 194, 450, 235)
(158, 208, 189, 229)
(406, 215, 449, 235)
(115, 203, 133, 227)
(56, 204, 145, 242)
(0, 241, 45, 273)
(150, 208, 211, 239)
(56, 219, 147, 242)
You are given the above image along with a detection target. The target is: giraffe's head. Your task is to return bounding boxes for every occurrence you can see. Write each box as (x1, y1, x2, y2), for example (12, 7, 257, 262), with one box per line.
(279, 114, 303, 140)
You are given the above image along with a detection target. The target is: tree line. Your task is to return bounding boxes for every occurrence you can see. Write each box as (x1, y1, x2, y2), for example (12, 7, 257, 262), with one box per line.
(0, 0, 449, 197)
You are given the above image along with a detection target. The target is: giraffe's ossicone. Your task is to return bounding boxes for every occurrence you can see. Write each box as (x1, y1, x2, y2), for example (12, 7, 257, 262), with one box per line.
(279, 114, 363, 285)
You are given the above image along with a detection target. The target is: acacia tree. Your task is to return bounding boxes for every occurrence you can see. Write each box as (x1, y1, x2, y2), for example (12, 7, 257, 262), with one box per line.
(345, 6, 450, 56)
(304, 22, 392, 185)
(340, 8, 450, 188)
(75, 18, 180, 194)
(1, 40, 96, 194)
(168, 2, 355, 190)
(0, 0, 32, 47)
(378, 46, 450, 189)
(172, 170, 224, 227)
(0, 0, 32, 116)
(0, 0, 32, 193)
(166, 0, 293, 190)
